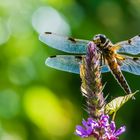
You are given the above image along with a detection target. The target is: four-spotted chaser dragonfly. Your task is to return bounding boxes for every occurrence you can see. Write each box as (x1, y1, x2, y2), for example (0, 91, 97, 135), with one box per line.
(39, 32, 140, 95)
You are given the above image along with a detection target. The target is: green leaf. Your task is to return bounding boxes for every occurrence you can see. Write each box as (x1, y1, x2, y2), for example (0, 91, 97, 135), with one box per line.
(105, 91, 138, 115)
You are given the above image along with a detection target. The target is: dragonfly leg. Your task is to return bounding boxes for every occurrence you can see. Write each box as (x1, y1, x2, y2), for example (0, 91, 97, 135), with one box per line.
(100, 54, 103, 66)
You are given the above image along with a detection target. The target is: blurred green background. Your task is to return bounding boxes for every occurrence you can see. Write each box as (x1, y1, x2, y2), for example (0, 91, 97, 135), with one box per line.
(0, 0, 140, 139)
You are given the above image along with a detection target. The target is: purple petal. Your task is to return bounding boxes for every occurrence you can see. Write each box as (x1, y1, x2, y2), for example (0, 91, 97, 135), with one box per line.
(76, 126, 86, 134)
(104, 132, 117, 140)
(100, 114, 109, 121)
(110, 121, 116, 133)
(87, 118, 99, 128)
(114, 126, 126, 136)
(82, 119, 87, 126)
(75, 125, 88, 137)
(100, 114, 109, 127)
(86, 127, 93, 135)
(87, 118, 94, 124)
(109, 137, 118, 140)
(91, 121, 99, 129)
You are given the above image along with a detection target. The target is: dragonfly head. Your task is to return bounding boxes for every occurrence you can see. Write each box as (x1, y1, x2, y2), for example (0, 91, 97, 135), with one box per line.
(93, 34, 107, 47)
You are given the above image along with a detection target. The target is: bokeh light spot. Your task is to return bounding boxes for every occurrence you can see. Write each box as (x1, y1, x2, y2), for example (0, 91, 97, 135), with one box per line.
(8, 57, 36, 85)
(0, 89, 20, 119)
(0, 18, 10, 45)
(1, 133, 23, 140)
(23, 86, 73, 137)
(32, 6, 71, 34)
(8, 14, 32, 39)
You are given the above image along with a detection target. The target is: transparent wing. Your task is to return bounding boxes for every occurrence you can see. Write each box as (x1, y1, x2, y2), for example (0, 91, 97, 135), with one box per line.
(46, 55, 82, 74)
(39, 32, 89, 54)
(120, 56, 140, 75)
(116, 35, 140, 55)
(45, 55, 110, 74)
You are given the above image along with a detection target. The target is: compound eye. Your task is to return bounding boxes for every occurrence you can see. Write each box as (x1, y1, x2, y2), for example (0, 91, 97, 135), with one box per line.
(93, 35, 99, 40)
(99, 35, 106, 44)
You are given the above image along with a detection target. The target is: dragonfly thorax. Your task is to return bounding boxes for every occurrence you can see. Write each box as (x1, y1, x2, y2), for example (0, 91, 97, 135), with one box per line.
(93, 34, 109, 49)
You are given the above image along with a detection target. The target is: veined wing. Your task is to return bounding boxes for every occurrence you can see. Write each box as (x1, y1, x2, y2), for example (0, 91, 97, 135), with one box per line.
(45, 55, 109, 74)
(116, 35, 140, 55)
(119, 55, 140, 75)
(46, 55, 82, 74)
(39, 32, 89, 54)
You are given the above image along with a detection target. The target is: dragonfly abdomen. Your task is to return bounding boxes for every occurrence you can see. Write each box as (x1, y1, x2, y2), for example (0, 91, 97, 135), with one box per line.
(107, 57, 132, 95)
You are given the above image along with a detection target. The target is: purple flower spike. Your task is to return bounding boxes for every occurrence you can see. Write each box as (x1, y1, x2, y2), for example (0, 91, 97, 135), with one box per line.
(75, 115, 126, 139)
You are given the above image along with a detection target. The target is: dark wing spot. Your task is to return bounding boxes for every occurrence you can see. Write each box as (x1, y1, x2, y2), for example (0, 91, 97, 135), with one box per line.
(75, 55, 82, 59)
(68, 37, 76, 43)
(128, 39, 131, 44)
(75, 56, 82, 59)
(138, 35, 140, 37)
(45, 32, 52, 34)
(50, 55, 56, 58)
(133, 57, 139, 61)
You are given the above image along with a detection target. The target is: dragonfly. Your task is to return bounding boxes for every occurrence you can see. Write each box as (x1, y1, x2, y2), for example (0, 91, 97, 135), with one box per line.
(39, 32, 140, 95)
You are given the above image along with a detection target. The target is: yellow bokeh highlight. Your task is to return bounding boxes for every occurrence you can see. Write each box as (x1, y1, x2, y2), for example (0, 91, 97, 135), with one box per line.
(23, 86, 73, 137)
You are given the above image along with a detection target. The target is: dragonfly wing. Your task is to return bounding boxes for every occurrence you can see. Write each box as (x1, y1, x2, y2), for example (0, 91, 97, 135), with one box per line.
(45, 55, 110, 74)
(116, 35, 140, 55)
(46, 55, 82, 74)
(120, 56, 140, 75)
(39, 32, 89, 54)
